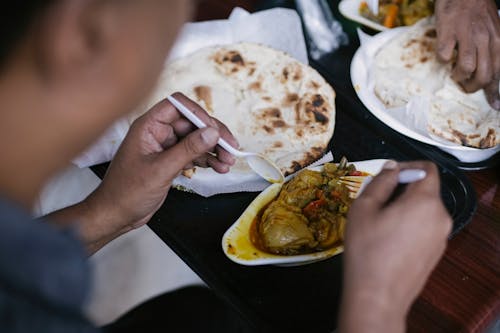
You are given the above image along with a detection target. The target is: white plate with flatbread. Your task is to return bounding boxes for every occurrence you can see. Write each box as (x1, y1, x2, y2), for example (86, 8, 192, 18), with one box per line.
(351, 18, 500, 163)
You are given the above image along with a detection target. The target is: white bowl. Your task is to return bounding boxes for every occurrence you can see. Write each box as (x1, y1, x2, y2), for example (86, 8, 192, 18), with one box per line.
(221, 159, 389, 266)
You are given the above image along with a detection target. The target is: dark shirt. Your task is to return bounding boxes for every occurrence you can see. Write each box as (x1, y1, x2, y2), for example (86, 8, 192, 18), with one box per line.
(0, 197, 96, 332)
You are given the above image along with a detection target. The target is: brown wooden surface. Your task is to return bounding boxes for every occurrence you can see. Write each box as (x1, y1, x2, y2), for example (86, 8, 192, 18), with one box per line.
(194, 1, 500, 332)
(408, 169, 500, 333)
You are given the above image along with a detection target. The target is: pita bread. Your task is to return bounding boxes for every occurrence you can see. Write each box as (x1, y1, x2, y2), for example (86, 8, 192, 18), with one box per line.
(373, 17, 499, 148)
(132, 42, 336, 177)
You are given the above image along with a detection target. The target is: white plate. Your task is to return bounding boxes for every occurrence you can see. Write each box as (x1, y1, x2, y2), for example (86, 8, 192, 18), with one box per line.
(339, 0, 388, 32)
(350, 29, 500, 163)
(221, 159, 388, 267)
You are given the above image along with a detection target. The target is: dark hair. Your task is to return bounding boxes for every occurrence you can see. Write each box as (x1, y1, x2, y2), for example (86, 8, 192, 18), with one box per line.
(0, 1, 54, 65)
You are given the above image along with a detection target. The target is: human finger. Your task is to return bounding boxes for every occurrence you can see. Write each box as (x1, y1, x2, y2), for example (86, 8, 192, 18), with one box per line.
(207, 155, 231, 173)
(171, 92, 220, 129)
(436, 23, 456, 63)
(173, 117, 235, 165)
(354, 160, 400, 211)
(130, 99, 183, 151)
(171, 92, 238, 163)
(485, 79, 500, 111)
(183, 162, 194, 170)
(212, 119, 238, 165)
(171, 117, 196, 137)
(452, 28, 477, 84)
(397, 161, 441, 197)
(156, 127, 220, 181)
(462, 23, 492, 93)
(171, 92, 239, 147)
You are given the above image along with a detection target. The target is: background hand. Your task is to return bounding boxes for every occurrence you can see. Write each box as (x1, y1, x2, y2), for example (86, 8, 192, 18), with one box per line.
(339, 161, 452, 333)
(436, 0, 500, 110)
(84, 93, 237, 243)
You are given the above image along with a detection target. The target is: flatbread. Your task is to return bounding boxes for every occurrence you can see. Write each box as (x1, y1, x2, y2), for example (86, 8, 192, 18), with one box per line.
(373, 17, 448, 108)
(132, 42, 336, 176)
(373, 17, 500, 148)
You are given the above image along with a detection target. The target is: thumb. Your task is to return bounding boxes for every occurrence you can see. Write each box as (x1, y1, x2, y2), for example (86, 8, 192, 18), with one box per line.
(157, 127, 220, 180)
(485, 79, 500, 111)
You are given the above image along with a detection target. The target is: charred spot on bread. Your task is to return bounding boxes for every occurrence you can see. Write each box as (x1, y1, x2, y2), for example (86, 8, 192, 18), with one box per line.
(272, 120, 287, 128)
(283, 93, 299, 107)
(310, 81, 320, 89)
(312, 94, 325, 107)
(424, 29, 437, 38)
(281, 64, 303, 83)
(193, 86, 213, 113)
(249, 81, 262, 91)
(213, 50, 248, 75)
(263, 125, 275, 134)
(282, 68, 289, 81)
(479, 129, 496, 148)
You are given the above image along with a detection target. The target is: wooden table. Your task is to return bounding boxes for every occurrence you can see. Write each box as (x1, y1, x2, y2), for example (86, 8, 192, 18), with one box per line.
(188, 1, 500, 332)
(409, 168, 500, 333)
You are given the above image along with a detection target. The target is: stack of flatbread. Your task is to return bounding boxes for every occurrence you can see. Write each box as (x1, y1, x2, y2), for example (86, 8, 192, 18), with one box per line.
(132, 42, 336, 183)
(373, 17, 499, 149)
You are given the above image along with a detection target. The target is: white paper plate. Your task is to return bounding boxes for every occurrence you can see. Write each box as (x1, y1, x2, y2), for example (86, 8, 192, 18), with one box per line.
(338, 0, 388, 32)
(221, 159, 388, 267)
(350, 29, 500, 163)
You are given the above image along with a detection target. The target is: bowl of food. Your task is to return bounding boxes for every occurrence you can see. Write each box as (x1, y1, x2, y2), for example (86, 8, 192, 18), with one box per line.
(222, 159, 388, 266)
(339, 0, 435, 31)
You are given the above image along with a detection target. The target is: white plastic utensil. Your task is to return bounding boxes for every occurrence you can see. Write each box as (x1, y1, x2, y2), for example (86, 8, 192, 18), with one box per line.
(344, 168, 427, 196)
(167, 95, 285, 184)
(398, 169, 426, 184)
(366, 0, 379, 15)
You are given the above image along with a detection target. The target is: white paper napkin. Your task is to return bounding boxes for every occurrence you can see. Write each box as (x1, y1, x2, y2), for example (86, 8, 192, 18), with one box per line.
(175, 152, 334, 197)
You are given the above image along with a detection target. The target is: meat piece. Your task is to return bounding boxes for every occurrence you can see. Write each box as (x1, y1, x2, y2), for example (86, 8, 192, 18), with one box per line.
(259, 202, 315, 255)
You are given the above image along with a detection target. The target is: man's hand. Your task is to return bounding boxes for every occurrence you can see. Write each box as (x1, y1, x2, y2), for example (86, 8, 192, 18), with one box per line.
(436, 0, 500, 110)
(339, 161, 452, 333)
(50, 93, 237, 254)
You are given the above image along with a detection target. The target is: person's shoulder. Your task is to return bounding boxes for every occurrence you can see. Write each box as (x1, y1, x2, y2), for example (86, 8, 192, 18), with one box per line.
(0, 196, 96, 332)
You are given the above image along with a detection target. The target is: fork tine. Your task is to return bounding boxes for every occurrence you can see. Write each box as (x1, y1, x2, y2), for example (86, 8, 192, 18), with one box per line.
(339, 175, 373, 198)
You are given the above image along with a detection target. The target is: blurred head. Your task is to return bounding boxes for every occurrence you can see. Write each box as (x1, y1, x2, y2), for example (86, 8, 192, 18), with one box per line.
(0, 0, 192, 205)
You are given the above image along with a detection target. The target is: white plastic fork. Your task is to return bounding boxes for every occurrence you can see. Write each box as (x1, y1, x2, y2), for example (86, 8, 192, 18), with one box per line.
(342, 169, 427, 197)
(366, 0, 379, 15)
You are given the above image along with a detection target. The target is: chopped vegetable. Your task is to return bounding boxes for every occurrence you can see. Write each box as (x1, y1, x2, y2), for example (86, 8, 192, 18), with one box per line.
(359, 0, 434, 28)
(383, 4, 399, 28)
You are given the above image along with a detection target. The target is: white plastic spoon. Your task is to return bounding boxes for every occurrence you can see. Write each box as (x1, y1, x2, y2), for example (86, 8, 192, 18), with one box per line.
(367, 0, 379, 16)
(167, 95, 285, 184)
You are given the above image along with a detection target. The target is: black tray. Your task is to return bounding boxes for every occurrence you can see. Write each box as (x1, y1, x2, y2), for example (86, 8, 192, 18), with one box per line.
(91, 3, 479, 331)
(142, 89, 476, 333)
(91, 77, 477, 333)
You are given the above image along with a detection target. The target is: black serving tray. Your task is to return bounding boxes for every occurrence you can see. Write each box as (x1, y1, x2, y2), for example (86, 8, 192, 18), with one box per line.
(91, 74, 477, 333)
(91, 3, 479, 331)
(142, 90, 477, 333)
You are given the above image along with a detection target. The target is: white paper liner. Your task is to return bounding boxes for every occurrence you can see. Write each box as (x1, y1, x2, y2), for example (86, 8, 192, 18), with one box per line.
(352, 28, 500, 163)
(174, 151, 334, 197)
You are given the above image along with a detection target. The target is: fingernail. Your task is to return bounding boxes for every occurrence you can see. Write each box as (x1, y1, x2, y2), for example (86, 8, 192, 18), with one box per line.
(491, 100, 500, 111)
(201, 127, 219, 145)
(382, 160, 398, 170)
